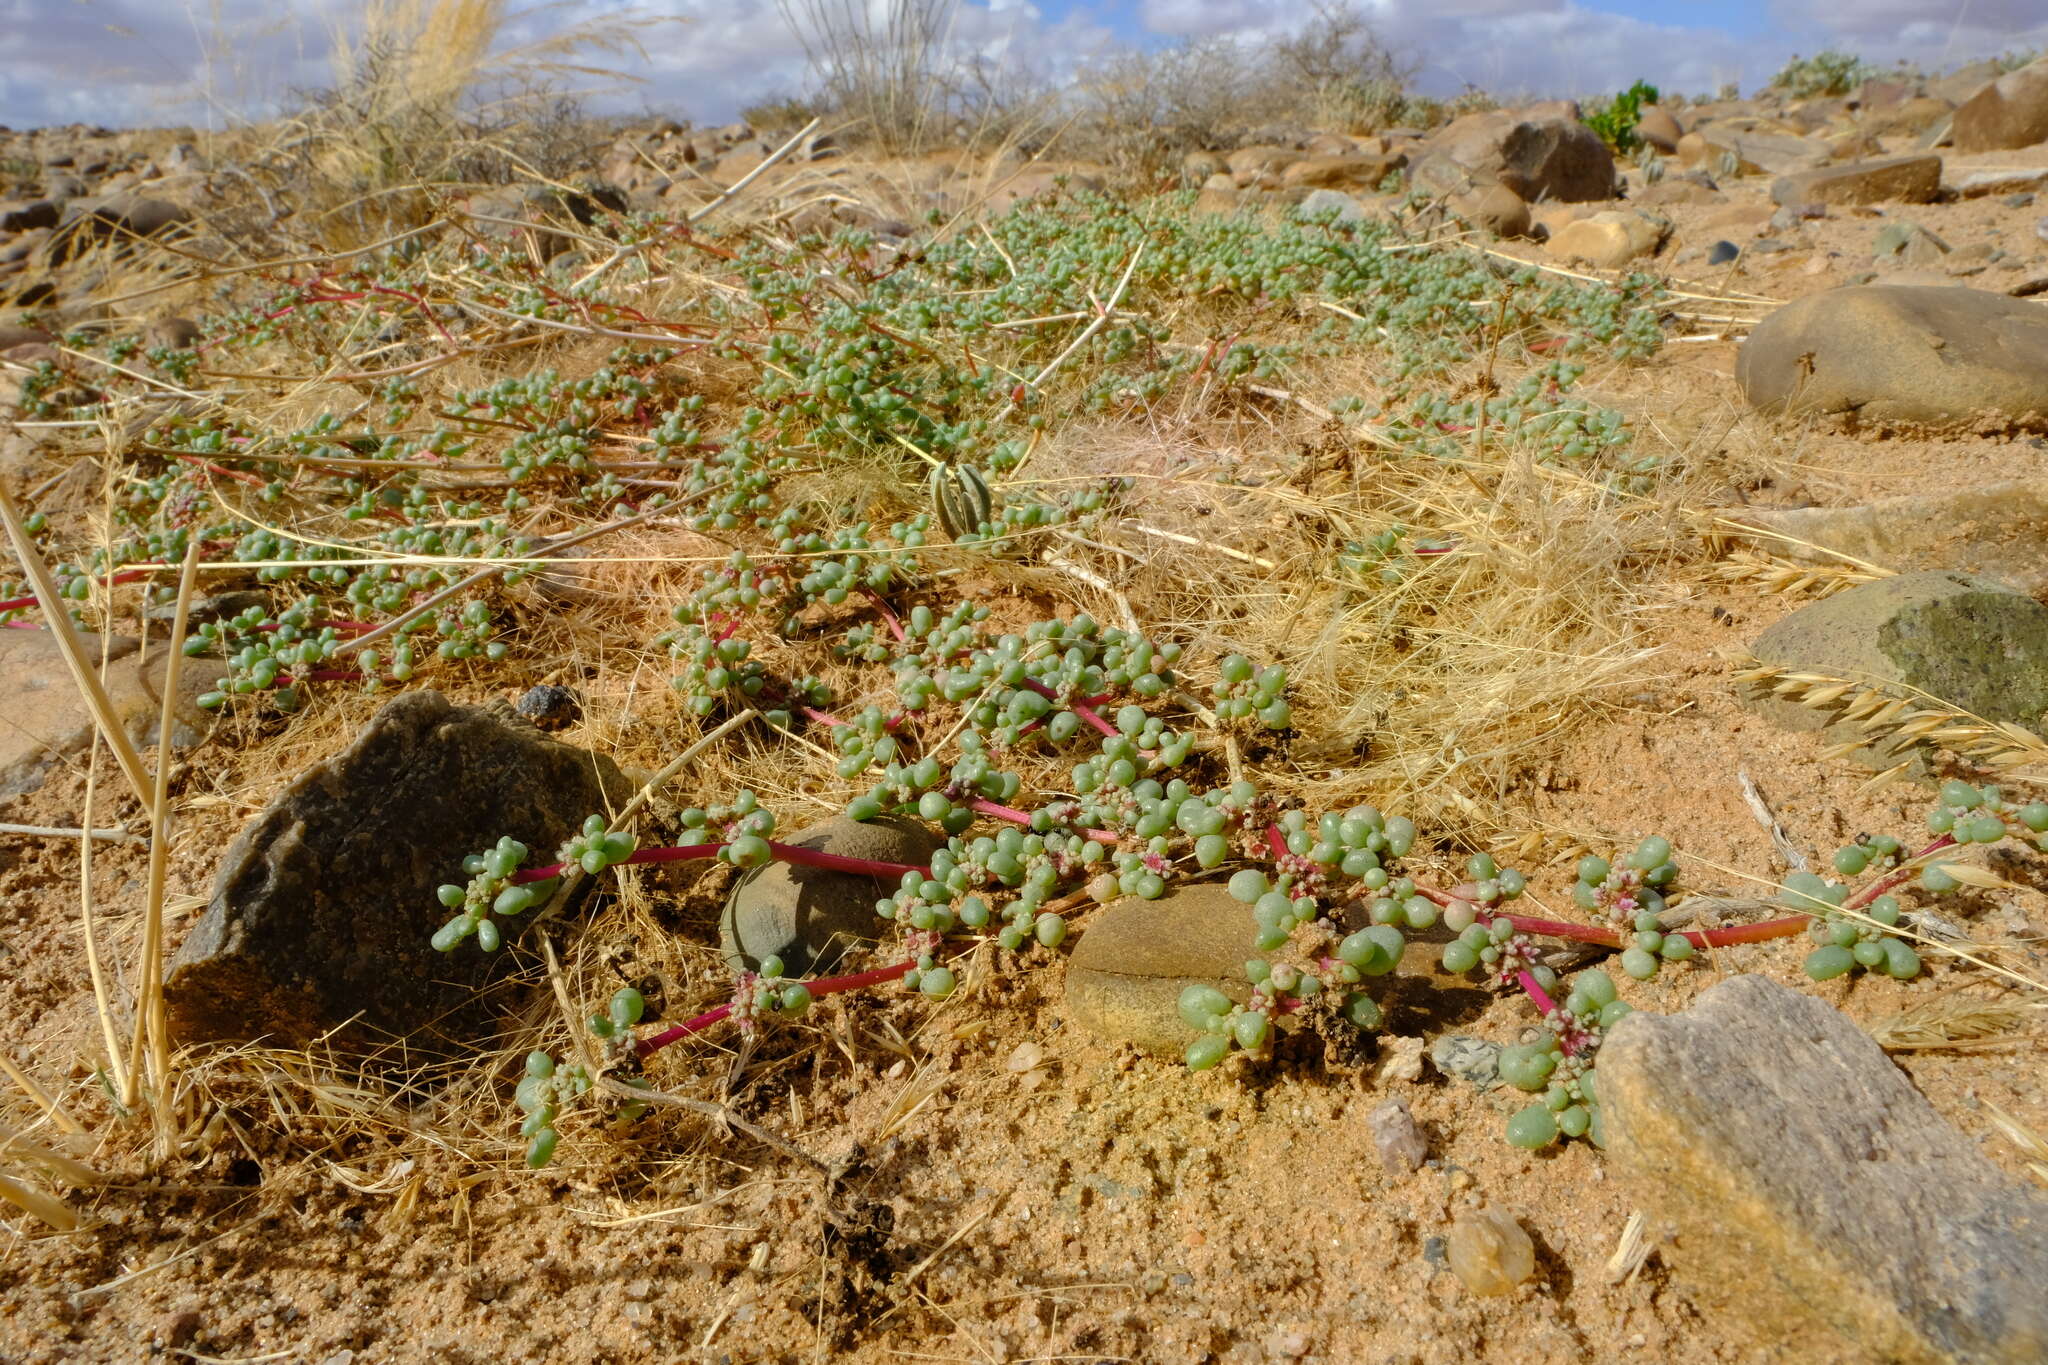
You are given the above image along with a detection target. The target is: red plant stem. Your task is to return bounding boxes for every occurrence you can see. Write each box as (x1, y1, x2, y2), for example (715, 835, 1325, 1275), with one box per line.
(1516, 968, 1560, 1017)
(1017, 678, 1122, 741)
(860, 587, 905, 643)
(966, 796, 1118, 846)
(508, 840, 930, 886)
(800, 703, 848, 727)
(1848, 834, 1955, 909)
(635, 959, 918, 1056)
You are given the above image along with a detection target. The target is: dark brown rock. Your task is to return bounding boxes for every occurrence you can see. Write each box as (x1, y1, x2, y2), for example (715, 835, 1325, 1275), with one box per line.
(1413, 111, 1616, 203)
(1771, 155, 1942, 207)
(719, 815, 942, 976)
(1063, 883, 1260, 1055)
(1952, 57, 2048, 153)
(1736, 285, 2048, 432)
(1634, 104, 1682, 153)
(0, 200, 58, 233)
(1602, 975, 2048, 1363)
(165, 692, 633, 1048)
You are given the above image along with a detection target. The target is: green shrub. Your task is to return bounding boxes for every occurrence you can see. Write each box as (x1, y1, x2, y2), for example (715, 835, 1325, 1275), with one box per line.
(1584, 80, 1659, 153)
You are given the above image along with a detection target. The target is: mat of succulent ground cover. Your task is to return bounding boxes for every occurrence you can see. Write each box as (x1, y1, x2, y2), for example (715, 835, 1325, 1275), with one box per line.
(2, 131, 2047, 1363)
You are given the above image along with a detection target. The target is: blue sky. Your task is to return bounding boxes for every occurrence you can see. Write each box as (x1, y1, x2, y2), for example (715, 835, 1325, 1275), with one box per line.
(0, 0, 2042, 132)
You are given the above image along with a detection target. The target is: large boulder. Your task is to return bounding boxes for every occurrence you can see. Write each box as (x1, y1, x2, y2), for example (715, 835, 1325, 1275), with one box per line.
(165, 692, 633, 1048)
(1952, 57, 2048, 153)
(1603, 976, 2048, 1363)
(1736, 285, 2048, 432)
(1770, 155, 1942, 207)
(1411, 110, 1616, 203)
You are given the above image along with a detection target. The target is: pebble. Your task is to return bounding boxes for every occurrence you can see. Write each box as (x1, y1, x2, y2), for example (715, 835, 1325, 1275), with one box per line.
(1367, 1097, 1429, 1173)
(1429, 1033, 1503, 1090)
(1706, 239, 1739, 265)
(1446, 1209, 1536, 1296)
(1005, 1040, 1047, 1073)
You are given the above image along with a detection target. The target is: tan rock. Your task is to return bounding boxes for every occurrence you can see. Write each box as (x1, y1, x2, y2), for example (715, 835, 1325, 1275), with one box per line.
(1737, 285, 2048, 432)
(0, 631, 217, 797)
(1952, 56, 2048, 153)
(1227, 145, 1301, 186)
(1063, 884, 1261, 1055)
(1634, 104, 1682, 153)
(1771, 155, 1942, 207)
(1603, 976, 2048, 1364)
(1453, 184, 1530, 238)
(1953, 166, 2048, 197)
(1544, 209, 1666, 268)
(1725, 482, 2048, 595)
(1863, 95, 1954, 138)
(1279, 152, 1405, 191)
(1676, 124, 1830, 176)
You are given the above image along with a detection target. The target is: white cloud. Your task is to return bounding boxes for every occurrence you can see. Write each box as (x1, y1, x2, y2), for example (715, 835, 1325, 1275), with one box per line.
(0, 0, 2040, 134)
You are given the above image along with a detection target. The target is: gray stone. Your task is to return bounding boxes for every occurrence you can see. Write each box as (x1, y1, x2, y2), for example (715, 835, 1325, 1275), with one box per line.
(1727, 484, 2048, 595)
(1874, 220, 1951, 267)
(1954, 167, 2048, 198)
(165, 692, 633, 1047)
(1295, 189, 1367, 224)
(1736, 286, 2048, 433)
(719, 814, 941, 976)
(1706, 239, 1739, 265)
(1771, 155, 1942, 207)
(1742, 571, 2048, 757)
(1063, 882, 1261, 1055)
(1602, 975, 2048, 1363)
(1429, 1033, 1503, 1090)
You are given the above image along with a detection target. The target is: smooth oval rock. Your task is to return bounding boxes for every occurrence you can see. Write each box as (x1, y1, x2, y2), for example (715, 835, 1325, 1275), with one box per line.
(1544, 209, 1666, 269)
(1736, 285, 2048, 432)
(719, 814, 942, 976)
(1063, 883, 1261, 1055)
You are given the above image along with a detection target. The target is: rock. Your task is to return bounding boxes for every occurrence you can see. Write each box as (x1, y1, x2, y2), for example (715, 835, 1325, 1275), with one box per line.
(0, 631, 217, 798)
(1305, 132, 1360, 157)
(165, 692, 633, 1047)
(1866, 95, 1956, 138)
(1366, 1097, 1427, 1173)
(983, 168, 1101, 216)
(1452, 184, 1530, 238)
(1063, 883, 1261, 1055)
(1874, 220, 1952, 268)
(0, 323, 51, 350)
(1429, 1033, 1502, 1090)
(1706, 239, 1740, 266)
(66, 194, 189, 238)
(1771, 155, 1941, 207)
(1634, 104, 1682, 153)
(1193, 187, 1244, 216)
(1827, 131, 1888, 162)
(1633, 176, 1724, 207)
(513, 683, 580, 732)
(719, 815, 941, 976)
(1543, 210, 1666, 268)
(1295, 189, 1368, 224)
(1737, 285, 2048, 432)
(139, 317, 201, 351)
(1413, 111, 1616, 203)
(1729, 484, 2048, 596)
(1602, 975, 2048, 1363)
(1181, 150, 1225, 184)
(1226, 145, 1301, 186)
(0, 200, 58, 233)
(1954, 167, 2048, 198)
(1952, 57, 2048, 153)
(1445, 1210, 1535, 1296)
(1741, 571, 2048, 755)
(1677, 125, 1830, 177)
(1279, 152, 1403, 191)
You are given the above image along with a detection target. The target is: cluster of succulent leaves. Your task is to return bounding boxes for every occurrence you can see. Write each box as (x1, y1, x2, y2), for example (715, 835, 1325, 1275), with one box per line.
(1500, 969, 1630, 1149)
(185, 598, 352, 711)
